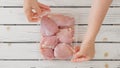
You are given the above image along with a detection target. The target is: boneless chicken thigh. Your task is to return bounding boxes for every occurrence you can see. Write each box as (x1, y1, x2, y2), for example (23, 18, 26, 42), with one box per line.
(40, 16, 59, 36)
(40, 48, 54, 59)
(40, 13, 76, 60)
(48, 14, 75, 28)
(54, 43, 74, 59)
(57, 28, 74, 43)
(40, 36, 58, 49)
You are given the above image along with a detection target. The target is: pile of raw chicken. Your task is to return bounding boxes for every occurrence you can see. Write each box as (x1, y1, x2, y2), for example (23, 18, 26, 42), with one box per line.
(40, 13, 79, 59)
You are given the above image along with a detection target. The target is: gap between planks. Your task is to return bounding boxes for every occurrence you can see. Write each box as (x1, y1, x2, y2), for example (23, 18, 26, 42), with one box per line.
(1, 42, 120, 43)
(1, 24, 120, 26)
(0, 6, 120, 8)
(0, 59, 120, 61)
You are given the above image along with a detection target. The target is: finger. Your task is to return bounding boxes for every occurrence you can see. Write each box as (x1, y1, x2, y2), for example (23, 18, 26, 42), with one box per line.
(74, 46, 80, 53)
(72, 52, 82, 59)
(41, 8, 50, 12)
(27, 16, 38, 22)
(25, 9, 33, 22)
(38, 2, 50, 9)
(26, 11, 39, 22)
(38, 10, 48, 18)
(40, 7, 50, 14)
(38, 2, 50, 10)
(71, 59, 82, 62)
(33, 13, 38, 17)
(73, 58, 86, 62)
(33, 6, 42, 15)
(85, 57, 92, 61)
(41, 9, 50, 14)
(72, 53, 87, 62)
(71, 57, 87, 62)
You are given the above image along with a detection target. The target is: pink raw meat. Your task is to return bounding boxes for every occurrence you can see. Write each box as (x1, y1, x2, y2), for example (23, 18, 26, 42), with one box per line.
(57, 28, 74, 43)
(48, 14, 75, 27)
(40, 48, 55, 59)
(40, 16, 59, 36)
(40, 36, 58, 49)
(54, 43, 74, 59)
(39, 13, 76, 60)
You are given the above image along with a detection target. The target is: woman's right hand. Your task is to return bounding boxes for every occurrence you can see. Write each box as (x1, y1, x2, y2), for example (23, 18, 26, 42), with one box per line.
(71, 41, 95, 62)
(23, 0, 50, 22)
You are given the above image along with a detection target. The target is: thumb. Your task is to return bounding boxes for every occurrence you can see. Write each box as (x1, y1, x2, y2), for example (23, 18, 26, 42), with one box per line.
(71, 52, 82, 62)
(37, 2, 50, 10)
(74, 45, 80, 53)
(71, 52, 87, 62)
(73, 52, 82, 59)
(33, 5, 41, 15)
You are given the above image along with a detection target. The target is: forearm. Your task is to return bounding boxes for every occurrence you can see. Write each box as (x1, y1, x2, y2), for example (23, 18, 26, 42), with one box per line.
(83, 0, 112, 43)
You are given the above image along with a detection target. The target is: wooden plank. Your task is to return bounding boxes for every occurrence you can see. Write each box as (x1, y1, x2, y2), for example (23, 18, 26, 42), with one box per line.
(0, 43, 120, 59)
(0, 8, 120, 24)
(0, 61, 120, 68)
(0, 0, 120, 6)
(0, 26, 120, 42)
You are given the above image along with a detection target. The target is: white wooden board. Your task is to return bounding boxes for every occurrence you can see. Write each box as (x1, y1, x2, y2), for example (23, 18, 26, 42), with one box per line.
(0, 43, 120, 59)
(0, 8, 120, 24)
(0, 0, 120, 6)
(0, 61, 120, 68)
(0, 0, 120, 67)
(0, 26, 120, 42)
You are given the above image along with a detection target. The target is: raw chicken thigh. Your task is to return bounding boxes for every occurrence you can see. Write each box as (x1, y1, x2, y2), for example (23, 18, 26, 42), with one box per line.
(40, 48, 54, 59)
(40, 16, 59, 36)
(40, 36, 58, 49)
(57, 28, 74, 43)
(40, 13, 77, 60)
(48, 14, 75, 28)
(54, 43, 74, 59)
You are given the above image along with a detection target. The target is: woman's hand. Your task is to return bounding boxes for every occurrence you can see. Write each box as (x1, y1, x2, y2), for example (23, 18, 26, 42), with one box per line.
(23, 0, 50, 22)
(71, 41, 95, 62)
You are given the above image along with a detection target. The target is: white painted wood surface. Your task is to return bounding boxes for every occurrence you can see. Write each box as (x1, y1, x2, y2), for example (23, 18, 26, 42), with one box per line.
(0, 0, 120, 68)
(0, 26, 120, 42)
(0, 0, 120, 6)
(0, 61, 120, 68)
(0, 43, 120, 59)
(0, 8, 120, 24)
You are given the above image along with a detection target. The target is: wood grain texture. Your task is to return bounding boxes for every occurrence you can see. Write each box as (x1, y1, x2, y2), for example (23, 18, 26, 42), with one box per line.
(0, 0, 120, 67)
(0, 8, 120, 24)
(1, 61, 120, 68)
(0, 43, 120, 59)
(0, 0, 120, 6)
(0, 26, 120, 42)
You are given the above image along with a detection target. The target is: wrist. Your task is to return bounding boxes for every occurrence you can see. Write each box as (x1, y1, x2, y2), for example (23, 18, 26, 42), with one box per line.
(82, 40, 94, 44)
(82, 35, 96, 43)
(82, 36, 95, 46)
(81, 40, 95, 47)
